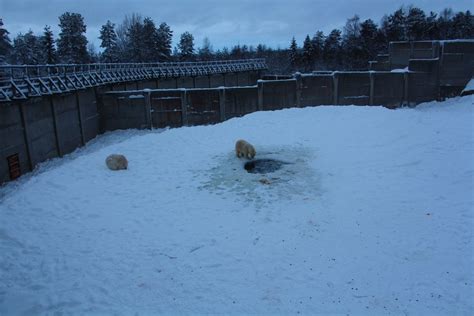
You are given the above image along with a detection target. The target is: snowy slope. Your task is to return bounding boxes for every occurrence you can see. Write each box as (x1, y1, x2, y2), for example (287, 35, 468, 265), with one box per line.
(1, 96, 473, 315)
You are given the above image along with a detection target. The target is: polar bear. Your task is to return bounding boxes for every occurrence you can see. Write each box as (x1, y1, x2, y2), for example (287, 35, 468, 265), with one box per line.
(235, 139, 256, 160)
(105, 154, 128, 170)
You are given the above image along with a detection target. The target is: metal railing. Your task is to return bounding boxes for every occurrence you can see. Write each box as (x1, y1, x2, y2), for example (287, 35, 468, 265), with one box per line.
(0, 59, 267, 102)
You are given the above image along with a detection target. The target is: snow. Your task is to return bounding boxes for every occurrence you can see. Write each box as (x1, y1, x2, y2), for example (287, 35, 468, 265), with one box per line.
(1, 96, 473, 315)
(462, 78, 474, 94)
(391, 67, 409, 73)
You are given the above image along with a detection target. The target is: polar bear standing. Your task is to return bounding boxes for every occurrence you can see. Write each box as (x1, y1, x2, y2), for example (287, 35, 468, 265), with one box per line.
(106, 154, 128, 170)
(235, 139, 256, 160)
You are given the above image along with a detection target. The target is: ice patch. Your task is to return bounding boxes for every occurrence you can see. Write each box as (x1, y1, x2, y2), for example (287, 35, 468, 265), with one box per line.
(198, 146, 321, 209)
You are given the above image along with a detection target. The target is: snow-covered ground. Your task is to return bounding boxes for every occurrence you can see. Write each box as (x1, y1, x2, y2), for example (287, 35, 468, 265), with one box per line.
(1, 96, 473, 315)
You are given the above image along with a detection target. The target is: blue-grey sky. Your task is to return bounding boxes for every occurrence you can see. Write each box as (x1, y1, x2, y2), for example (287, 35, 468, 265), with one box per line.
(1, 0, 472, 51)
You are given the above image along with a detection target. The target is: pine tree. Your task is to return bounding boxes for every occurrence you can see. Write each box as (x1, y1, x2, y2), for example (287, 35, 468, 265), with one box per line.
(256, 44, 267, 58)
(99, 20, 119, 63)
(438, 8, 454, 39)
(311, 31, 325, 67)
(360, 19, 378, 62)
(289, 37, 299, 70)
(57, 12, 89, 63)
(142, 17, 159, 62)
(385, 8, 407, 42)
(127, 19, 144, 62)
(116, 13, 142, 62)
(178, 31, 195, 61)
(323, 29, 342, 69)
(342, 15, 364, 69)
(13, 30, 40, 64)
(198, 37, 213, 61)
(87, 43, 99, 63)
(39, 25, 57, 64)
(426, 12, 440, 40)
(451, 10, 474, 39)
(0, 18, 12, 63)
(231, 45, 242, 59)
(241, 44, 250, 59)
(156, 22, 173, 61)
(302, 35, 314, 71)
(406, 7, 427, 40)
(215, 47, 230, 60)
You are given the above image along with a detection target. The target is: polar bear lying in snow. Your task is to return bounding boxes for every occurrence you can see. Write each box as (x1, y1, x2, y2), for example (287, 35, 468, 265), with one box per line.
(235, 139, 256, 160)
(106, 154, 128, 170)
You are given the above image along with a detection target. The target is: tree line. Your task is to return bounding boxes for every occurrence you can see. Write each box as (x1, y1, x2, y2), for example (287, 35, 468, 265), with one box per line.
(0, 6, 472, 73)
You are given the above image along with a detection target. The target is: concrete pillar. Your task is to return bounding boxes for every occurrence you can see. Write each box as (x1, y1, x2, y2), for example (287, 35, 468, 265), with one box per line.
(219, 87, 226, 122)
(144, 90, 152, 129)
(257, 80, 264, 111)
(403, 72, 409, 106)
(294, 73, 302, 107)
(18, 103, 33, 171)
(75, 92, 86, 145)
(49, 97, 62, 156)
(369, 72, 375, 106)
(180, 89, 188, 126)
(333, 73, 339, 105)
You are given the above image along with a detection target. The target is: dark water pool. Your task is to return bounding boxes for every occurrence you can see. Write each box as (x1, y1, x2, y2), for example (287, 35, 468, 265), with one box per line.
(244, 159, 288, 174)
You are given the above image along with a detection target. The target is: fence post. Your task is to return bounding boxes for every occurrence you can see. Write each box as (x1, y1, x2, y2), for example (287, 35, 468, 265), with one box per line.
(144, 89, 152, 130)
(403, 72, 409, 106)
(294, 72, 302, 107)
(257, 80, 264, 111)
(49, 97, 62, 156)
(18, 102, 34, 171)
(219, 87, 226, 122)
(333, 72, 339, 105)
(75, 91, 86, 145)
(180, 89, 188, 126)
(369, 72, 374, 106)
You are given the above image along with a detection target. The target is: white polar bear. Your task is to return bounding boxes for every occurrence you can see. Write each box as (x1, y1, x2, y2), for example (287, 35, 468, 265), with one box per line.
(235, 139, 256, 160)
(105, 154, 128, 171)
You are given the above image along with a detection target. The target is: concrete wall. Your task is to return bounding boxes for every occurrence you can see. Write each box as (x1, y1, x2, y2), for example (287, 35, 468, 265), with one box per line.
(186, 90, 220, 125)
(176, 77, 194, 89)
(300, 74, 333, 106)
(1, 61, 452, 184)
(77, 89, 100, 143)
(209, 74, 225, 87)
(137, 80, 158, 90)
(1, 102, 34, 183)
(99, 92, 148, 131)
(224, 87, 258, 119)
(194, 76, 211, 88)
(1, 92, 100, 184)
(150, 91, 183, 128)
(408, 59, 440, 105)
(158, 78, 178, 89)
(224, 73, 238, 87)
(440, 41, 474, 88)
(389, 41, 440, 69)
(372, 72, 405, 108)
(51, 93, 83, 156)
(260, 79, 297, 110)
(336, 72, 370, 105)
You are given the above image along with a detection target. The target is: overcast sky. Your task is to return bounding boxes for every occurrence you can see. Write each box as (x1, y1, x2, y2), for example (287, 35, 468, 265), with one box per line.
(1, 0, 472, 51)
